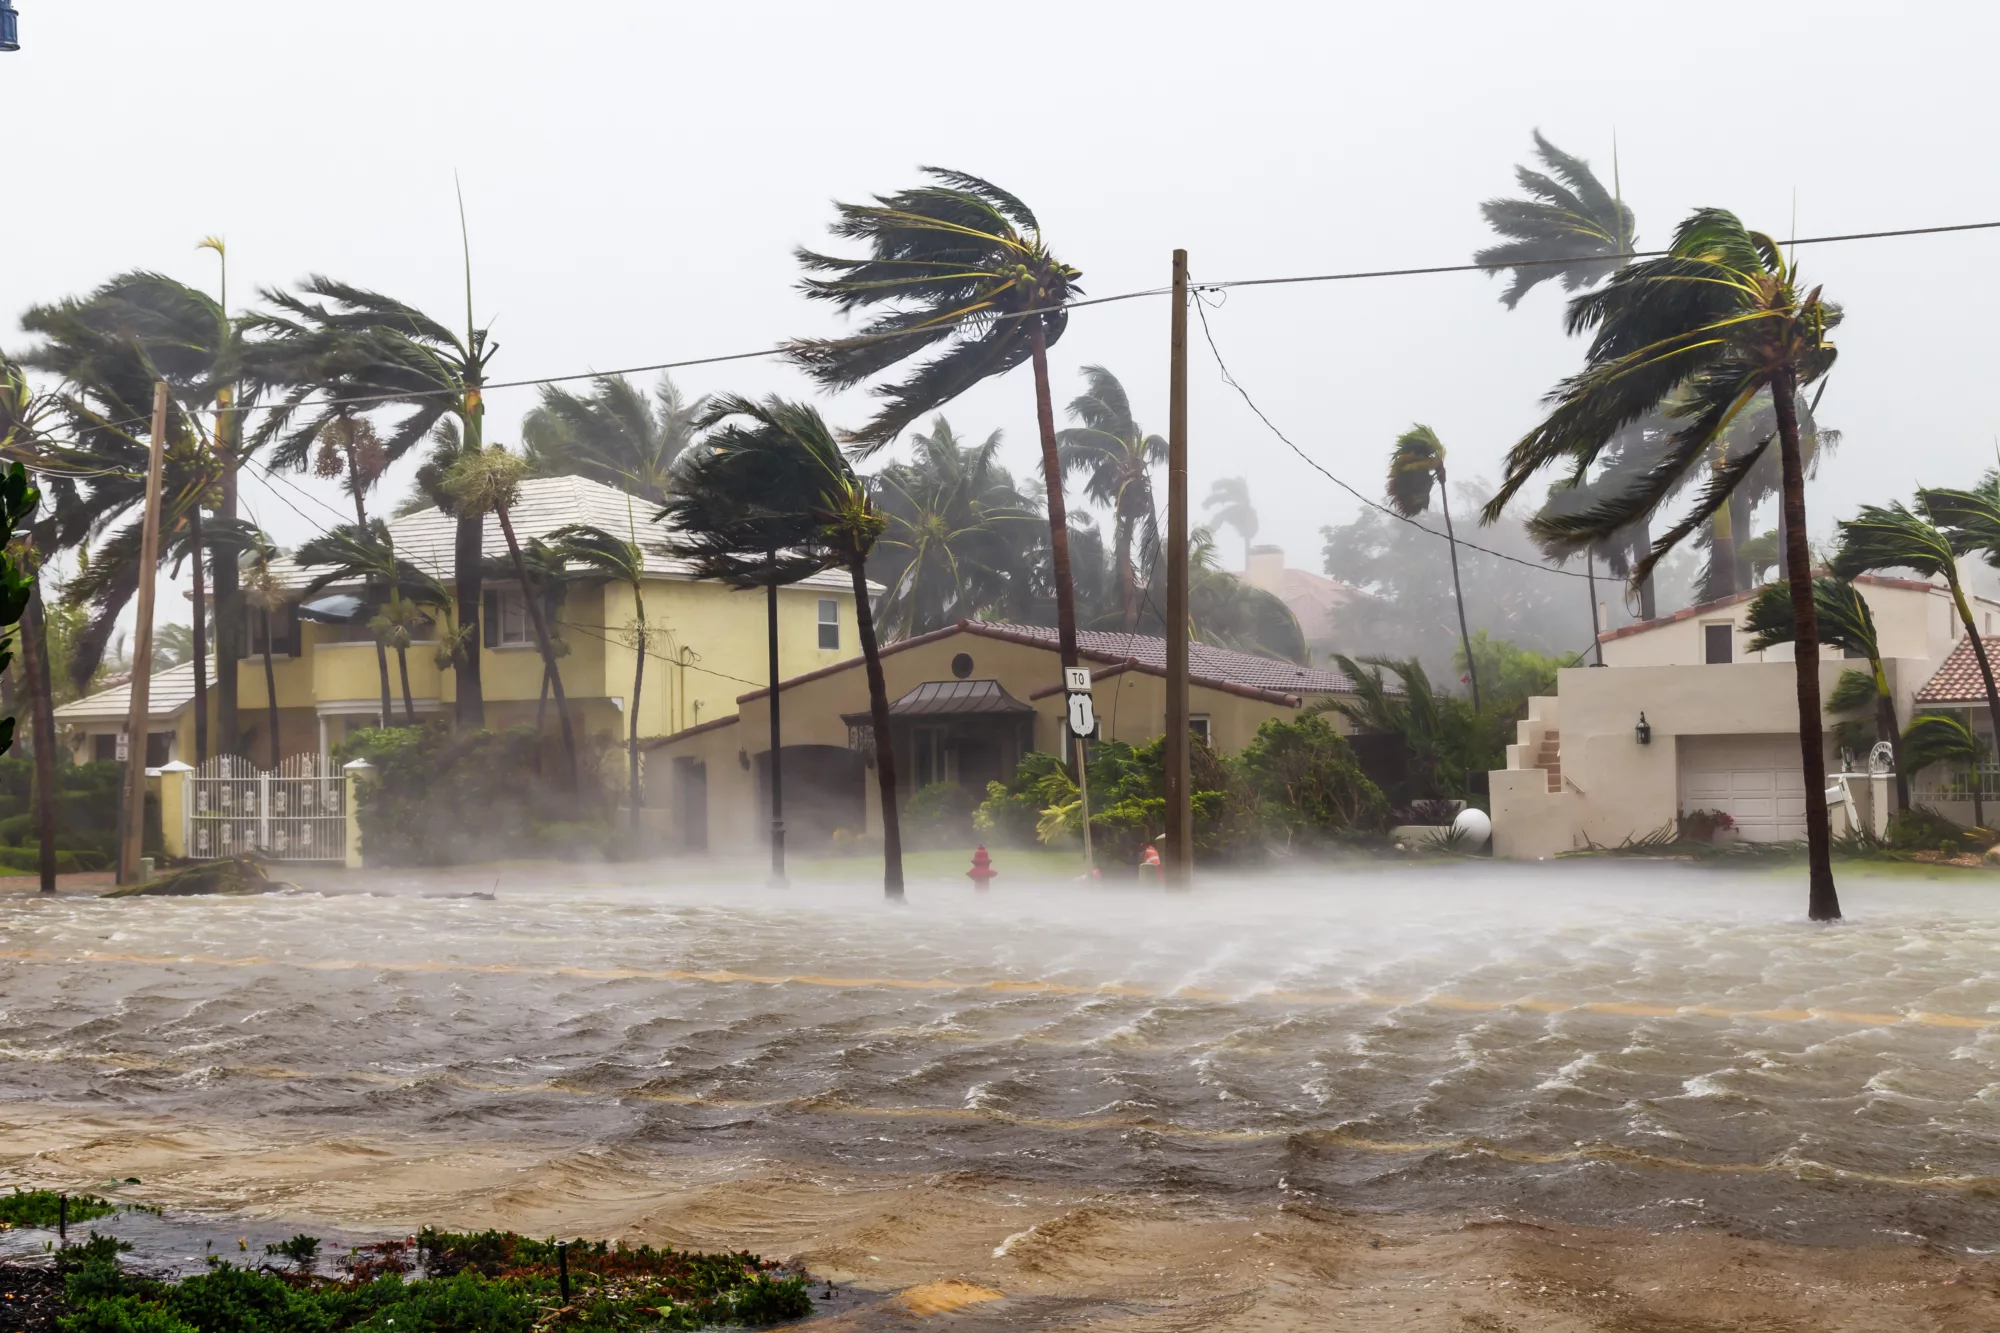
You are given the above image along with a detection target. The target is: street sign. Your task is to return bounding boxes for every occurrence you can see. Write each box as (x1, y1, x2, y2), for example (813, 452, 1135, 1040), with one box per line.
(115, 731, 130, 762)
(1066, 691, 1096, 738)
(1063, 667, 1093, 694)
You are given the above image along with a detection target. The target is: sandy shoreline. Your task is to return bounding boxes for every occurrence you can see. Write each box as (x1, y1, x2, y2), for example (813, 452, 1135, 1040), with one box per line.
(3, 1102, 1995, 1331)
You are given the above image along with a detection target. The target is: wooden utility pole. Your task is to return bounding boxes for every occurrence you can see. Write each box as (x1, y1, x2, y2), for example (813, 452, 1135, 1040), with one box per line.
(1163, 251, 1192, 883)
(117, 383, 169, 884)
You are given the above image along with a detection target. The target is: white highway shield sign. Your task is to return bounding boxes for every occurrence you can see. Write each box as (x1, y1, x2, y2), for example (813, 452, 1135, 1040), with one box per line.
(1066, 691, 1096, 738)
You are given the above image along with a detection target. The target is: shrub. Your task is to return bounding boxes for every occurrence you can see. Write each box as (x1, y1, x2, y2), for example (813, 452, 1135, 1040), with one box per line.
(0, 1188, 117, 1228)
(1887, 804, 1988, 855)
(900, 782, 978, 850)
(973, 753, 1076, 848)
(1677, 808, 1736, 843)
(1238, 717, 1387, 843)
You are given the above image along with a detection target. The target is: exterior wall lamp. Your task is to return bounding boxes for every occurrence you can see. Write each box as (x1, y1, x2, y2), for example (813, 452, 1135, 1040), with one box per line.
(0, 1, 19, 52)
(1635, 712, 1652, 745)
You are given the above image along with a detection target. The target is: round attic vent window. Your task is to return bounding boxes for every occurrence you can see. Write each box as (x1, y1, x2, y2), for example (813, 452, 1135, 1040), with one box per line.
(951, 652, 975, 679)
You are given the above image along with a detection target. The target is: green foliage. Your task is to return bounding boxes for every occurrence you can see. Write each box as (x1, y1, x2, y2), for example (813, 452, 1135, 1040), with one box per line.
(264, 1236, 320, 1274)
(900, 782, 977, 850)
(1886, 805, 1988, 855)
(159, 1263, 334, 1333)
(336, 723, 610, 866)
(1316, 655, 1509, 804)
(0, 1189, 118, 1228)
(973, 752, 1075, 847)
(1237, 717, 1387, 843)
(1451, 632, 1572, 712)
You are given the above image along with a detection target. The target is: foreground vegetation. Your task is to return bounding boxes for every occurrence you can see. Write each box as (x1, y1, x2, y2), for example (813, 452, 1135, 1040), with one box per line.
(29, 1226, 813, 1332)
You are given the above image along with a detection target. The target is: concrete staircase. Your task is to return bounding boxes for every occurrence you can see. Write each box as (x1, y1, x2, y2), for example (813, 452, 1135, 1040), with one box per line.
(1535, 729, 1562, 792)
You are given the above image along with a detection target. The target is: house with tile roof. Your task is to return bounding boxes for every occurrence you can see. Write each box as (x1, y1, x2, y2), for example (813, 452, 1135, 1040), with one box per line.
(54, 476, 868, 776)
(1489, 570, 2000, 858)
(640, 619, 1373, 854)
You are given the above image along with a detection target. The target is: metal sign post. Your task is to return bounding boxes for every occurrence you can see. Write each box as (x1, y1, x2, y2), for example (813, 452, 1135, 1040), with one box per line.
(1065, 668, 1095, 873)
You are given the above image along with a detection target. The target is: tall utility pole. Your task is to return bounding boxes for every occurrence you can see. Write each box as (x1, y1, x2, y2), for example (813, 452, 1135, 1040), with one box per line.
(117, 384, 169, 884)
(1163, 251, 1192, 884)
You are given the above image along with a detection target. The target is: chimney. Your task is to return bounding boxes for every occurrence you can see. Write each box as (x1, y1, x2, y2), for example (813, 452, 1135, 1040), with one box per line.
(1245, 545, 1285, 595)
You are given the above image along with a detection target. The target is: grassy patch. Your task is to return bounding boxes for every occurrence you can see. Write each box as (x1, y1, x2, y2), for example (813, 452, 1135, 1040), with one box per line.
(36, 1225, 814, 1332)
(0, 1189, 118, 1229)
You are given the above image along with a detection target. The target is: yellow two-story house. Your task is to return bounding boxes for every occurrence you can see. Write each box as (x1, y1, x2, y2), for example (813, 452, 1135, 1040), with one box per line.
(55, 475, 865, 785)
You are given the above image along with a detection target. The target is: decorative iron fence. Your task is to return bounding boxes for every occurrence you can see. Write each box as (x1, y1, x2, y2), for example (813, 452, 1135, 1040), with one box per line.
(1908, 761, 2000, 806)
(187, 754, 346, 862)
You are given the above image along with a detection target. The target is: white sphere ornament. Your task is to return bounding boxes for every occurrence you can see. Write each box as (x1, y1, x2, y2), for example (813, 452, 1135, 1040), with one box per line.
(1452, 807, 1492, 846)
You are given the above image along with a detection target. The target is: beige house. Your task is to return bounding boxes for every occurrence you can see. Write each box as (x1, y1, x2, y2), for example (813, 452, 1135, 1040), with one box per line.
(643, 619, 1368, 854)
(1490, 573, 2000, 858)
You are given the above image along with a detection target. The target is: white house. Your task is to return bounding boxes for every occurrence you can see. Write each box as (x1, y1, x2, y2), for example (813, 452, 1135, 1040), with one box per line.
(1489, 572, 1999, 858)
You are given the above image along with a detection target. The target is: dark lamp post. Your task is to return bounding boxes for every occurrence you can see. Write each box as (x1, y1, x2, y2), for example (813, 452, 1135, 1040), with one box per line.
(0, 1, 19, 52)
(1635, 712, 1652, 745)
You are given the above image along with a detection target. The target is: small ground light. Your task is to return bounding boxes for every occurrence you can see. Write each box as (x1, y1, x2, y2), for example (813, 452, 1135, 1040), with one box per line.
(1635, 712, 1652, 745)
(0, 1, 20, 53)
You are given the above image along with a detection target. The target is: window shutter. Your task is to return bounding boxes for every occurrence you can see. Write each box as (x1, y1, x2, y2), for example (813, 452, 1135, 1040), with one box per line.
(483, 591, 500, 648)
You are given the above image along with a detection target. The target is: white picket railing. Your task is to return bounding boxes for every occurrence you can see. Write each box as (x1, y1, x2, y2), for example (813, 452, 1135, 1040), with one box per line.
(187, 754, 346, 862)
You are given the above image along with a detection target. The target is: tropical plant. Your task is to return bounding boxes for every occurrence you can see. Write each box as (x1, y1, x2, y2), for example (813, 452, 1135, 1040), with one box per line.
(311, 413, 389, 525)
(246, 258, 496, 729)
(1386, 425, 1480, 707)
(552, 520, 651, 833)
(1744, 576, 1907, 810)
(369, 592, 433, 725)
(1475, 130, 1637, 309)
(1831, 498, 2000, 811)
(239, 529, 287, 770)
(1056, 366, 1165, 632)
(660, 395, 905, 897)
(1202, 476, 1259, 570)
(1484, 208, 1844, 921)
(1900, 711, 1988, 830)
(1236, 715, 1386, 842)
(294, 520, 407, 728)
(868, 417, 1040, 638)
(1316, 655, 1450, 799)
(442, 446, 578, 789)
(0, 354, 67, 892)
(523, 373, 706, 505)
(788, 167, 1087, 671)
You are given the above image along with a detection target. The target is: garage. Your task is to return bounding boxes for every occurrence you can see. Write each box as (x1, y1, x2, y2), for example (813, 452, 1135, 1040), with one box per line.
(1677, 735, 1807, 841)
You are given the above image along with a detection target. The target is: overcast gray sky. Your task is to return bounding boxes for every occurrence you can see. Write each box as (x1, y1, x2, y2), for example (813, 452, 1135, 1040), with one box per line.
(6, 0, 1999, 614)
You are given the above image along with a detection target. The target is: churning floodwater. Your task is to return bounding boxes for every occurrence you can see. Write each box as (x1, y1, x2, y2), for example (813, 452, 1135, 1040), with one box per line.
(2, 863, 1998, 1251)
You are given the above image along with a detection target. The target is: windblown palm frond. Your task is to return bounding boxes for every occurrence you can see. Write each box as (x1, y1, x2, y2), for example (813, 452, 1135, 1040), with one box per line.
(523, 373, 705, 505)
(1385, 425, 1447, 518)
(1056, 365, 1165, 631)
(1475, 131, 1637, 309)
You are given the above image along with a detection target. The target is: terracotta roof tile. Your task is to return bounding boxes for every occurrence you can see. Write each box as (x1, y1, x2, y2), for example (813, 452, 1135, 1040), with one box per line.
(1915, 637, 1996, 704)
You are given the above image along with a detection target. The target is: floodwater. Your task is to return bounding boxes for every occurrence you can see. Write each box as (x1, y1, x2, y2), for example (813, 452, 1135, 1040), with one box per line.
(2, 862, 1998, 1261)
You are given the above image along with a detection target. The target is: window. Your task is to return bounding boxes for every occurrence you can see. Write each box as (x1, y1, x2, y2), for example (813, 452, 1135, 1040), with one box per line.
(483, 588, 533, 647)
(245, 603, 300, 658)
(818, 598, 840, 650)
(911, 726, 948, 788)
(1703, 623, 1734, 665)
(1189, 715, 1212, 746)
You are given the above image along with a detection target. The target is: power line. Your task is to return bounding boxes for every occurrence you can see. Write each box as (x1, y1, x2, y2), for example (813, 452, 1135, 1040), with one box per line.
(1190, 290, 1591, 580)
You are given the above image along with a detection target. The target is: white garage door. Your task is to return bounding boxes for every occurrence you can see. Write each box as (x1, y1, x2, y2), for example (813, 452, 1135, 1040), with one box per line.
(1678, 735, 1807, 841)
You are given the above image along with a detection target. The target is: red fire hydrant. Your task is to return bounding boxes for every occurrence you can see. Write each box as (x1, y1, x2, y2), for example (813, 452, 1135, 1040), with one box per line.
(966, 844, 999, 890)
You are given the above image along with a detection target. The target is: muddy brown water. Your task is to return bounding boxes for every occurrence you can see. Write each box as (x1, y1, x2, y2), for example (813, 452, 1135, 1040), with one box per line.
(2, 861, 1997, 1273)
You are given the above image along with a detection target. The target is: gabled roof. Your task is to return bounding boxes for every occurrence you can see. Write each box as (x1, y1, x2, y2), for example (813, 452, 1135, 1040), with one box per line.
(288, 474, 862, 593)
(1915, 637, 1995, 705)
(1595, 573, 1944, 644)
(54, 658, 205, 723)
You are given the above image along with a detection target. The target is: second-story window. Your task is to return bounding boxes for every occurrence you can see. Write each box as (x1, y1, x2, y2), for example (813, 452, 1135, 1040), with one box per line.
(483, 588, 534, 647)
(1703, 623, 1734, 664)
(818, 598, 840, 650)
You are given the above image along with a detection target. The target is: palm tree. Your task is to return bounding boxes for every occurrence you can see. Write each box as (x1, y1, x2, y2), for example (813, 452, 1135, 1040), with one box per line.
(659, 399, 840, 887)
(239, 529, 287, 769)
(245, 272, 495, 729)
(1744, 577, 1907, 810)
(524, 373, 706, 505)
(552, 520, 651, 831)
(1901, 712, 1987, 830)
(1202, 477, 1259, 571)
(294, 521, 407, 728)
(1313, 655, 1451, 801)
(869, 418, 1040, 638)
(1475, 130, 1636, 309)
(1056, 366, 1165, 632)
(788, 168, 1087, 670)
(443, 446, 578, 789)
(369, 592, 432, 725)
(1832, 499, 2000, 799)
(1485, 208, 1844, 921)
(1386, 425, 1480, 709)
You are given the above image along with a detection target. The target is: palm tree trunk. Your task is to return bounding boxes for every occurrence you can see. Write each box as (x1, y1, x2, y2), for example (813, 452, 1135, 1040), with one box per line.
(262, 614, 280, 771)
(214, 392, 240, 756)
(1943, 578, 2000, 832)
(494, 505, 577, 790)
(1632, 520, 1657, 621)
(396, 645, 416, 725)
(1114, 512, 1138, 633)
(766, 569, 786, 885)
(1772, 371, 1839, 920)
(628, 593, 645, 833)
(374, 639, 393, 729)
(852, 552, 903, 900)
(1029, 319, 1080, 671)
(1871, 658, 1908, 813)
(1729, 488, 1754, 590)
(1436, 484, 1481, 710)
(454, 509, 485, 729)
(22, 584, 58, 895)
(190, 505, 208, 763)
(1974, 757, 1986, 831)
(537, 663, 550, 730)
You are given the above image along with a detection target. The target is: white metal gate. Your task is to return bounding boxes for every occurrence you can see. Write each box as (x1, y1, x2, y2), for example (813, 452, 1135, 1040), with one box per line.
(188, 754, 346, 862)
